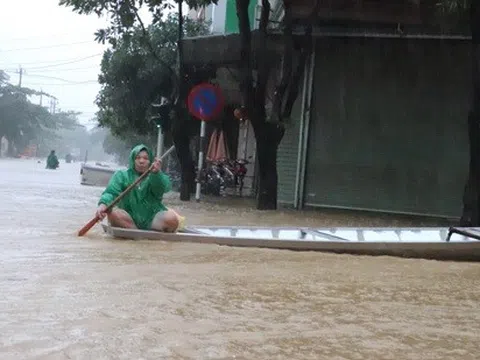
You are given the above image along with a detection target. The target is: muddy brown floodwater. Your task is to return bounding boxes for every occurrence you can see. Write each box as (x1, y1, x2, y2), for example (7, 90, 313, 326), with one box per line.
(0, 158, 479, 360)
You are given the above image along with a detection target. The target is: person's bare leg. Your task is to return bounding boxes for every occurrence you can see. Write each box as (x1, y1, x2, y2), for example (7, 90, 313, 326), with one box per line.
(150, 210, 180, 232)
(108, 208, 137, 229)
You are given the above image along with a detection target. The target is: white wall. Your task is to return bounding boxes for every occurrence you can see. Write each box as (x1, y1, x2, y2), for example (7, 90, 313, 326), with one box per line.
(188, 1, 226, 34)
(210, 0, 227, 34)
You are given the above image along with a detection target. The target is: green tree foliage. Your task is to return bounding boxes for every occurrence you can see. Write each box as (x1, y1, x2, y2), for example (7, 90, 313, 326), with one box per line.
(35, 122, 115, 161)
(94, 13, 210, 140)
(102, 130, 156, 165)
(59, 0, 214, 107)
(0, 73, 81, 156)
(59, 0, 215, 39)
(40, 122, 87, 158)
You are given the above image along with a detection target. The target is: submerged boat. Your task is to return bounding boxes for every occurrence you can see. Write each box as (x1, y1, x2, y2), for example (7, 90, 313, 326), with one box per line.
(101, 224, 480, 262)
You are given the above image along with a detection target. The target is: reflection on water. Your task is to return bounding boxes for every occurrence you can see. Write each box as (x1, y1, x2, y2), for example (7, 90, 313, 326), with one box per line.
(0, 158, 479, 359)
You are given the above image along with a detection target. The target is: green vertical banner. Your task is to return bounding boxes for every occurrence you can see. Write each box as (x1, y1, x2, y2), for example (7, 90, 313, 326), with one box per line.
(225, 0, 256, 34)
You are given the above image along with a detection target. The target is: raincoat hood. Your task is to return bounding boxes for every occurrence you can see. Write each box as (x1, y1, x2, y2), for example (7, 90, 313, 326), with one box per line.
(128, 144, 154, 170)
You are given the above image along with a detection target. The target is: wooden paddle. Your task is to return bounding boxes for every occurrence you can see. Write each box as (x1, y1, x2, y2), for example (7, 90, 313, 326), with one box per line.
(78, 145, 176, 237)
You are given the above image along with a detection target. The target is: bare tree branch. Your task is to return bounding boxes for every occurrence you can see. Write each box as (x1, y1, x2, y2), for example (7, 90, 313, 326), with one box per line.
(128, 0, 178, 101)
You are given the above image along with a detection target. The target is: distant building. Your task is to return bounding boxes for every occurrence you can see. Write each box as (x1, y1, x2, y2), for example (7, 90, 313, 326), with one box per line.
(188, 0, 258, 35)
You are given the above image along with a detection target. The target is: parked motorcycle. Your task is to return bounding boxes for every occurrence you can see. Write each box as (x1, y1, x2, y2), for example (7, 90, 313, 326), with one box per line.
(194, 155, 253, 197)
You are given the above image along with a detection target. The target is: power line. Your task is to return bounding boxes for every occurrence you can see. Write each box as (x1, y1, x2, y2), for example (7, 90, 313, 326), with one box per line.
(0, 53, 103, 67)
(21, 81, 98, 86)
(32, 66, 98, 73)
(4, 70, 98, 84)
(3, 33, 93, 42)
(19, 73, 98, 84)
(2, 65, 98, 73)
(0, 40, 93, 52)
(26, 54, 104, 70)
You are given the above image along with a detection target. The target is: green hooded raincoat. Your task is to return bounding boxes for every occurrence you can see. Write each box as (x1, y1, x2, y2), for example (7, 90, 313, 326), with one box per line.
(98, 144, 171, 229)
(46, 152, 59, 169)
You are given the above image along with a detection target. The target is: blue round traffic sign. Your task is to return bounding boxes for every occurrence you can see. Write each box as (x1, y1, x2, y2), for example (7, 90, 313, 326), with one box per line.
(187, 83, 224, 121)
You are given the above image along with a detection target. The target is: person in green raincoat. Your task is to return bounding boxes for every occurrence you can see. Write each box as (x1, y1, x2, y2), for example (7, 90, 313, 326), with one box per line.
(46, 150, 59, 169)
(95, 144, 180, 232)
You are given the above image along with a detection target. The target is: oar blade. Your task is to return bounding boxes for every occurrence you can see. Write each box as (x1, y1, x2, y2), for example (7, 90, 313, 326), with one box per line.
(78, 216, 100, 237)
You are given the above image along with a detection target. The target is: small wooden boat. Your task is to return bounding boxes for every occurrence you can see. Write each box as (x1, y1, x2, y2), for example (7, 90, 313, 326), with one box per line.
(101, 224, 480, 262)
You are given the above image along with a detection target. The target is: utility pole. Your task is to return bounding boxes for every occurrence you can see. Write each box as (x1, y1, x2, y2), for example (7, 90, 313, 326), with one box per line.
(46, 95, 58, 113)
(17, 66, 23, 87)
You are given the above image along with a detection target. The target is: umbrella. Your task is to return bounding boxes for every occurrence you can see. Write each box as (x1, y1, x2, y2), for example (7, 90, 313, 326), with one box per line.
(207, 129, 230, 162)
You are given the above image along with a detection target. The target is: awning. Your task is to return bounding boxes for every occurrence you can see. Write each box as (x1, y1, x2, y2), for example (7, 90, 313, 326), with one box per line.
(181, 30, 284, 67)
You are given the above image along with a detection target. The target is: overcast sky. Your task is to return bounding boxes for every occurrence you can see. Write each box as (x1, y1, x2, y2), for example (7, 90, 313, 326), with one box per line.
(0, 0, 113, 128)
(0, 0, 180, 130)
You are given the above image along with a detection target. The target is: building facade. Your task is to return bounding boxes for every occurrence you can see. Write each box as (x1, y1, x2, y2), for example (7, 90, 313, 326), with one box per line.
(184, 0, 470, 219)
(276, 36, 470, 219)
(271, 1, 470, 219)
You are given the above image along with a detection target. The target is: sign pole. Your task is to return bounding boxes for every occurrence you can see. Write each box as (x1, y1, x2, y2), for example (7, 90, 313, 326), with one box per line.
(156, 124, 164, 157)
(186, 82, 225, 202)
(195, 120, 206, 201)
(243, 119, 249, 160)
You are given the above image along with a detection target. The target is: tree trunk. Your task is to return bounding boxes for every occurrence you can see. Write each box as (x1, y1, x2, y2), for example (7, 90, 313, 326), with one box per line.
(254, 122, 284, 210)
(172, 110, 195, 201)
(6, 138, 15, 157)
(174, 138, 195, 200)
(460, 112, 479, 226)
(461, 2, 480, 226)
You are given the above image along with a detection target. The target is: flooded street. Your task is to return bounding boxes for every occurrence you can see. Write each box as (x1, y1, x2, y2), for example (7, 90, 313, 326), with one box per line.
(1, 158, 479, 359)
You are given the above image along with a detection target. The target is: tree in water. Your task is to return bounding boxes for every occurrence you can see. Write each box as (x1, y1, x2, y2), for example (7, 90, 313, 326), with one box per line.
(0, 71, 78, 157)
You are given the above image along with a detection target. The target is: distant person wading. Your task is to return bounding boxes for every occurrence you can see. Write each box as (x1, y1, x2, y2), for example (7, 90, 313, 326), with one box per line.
(46, 150, 59, 170)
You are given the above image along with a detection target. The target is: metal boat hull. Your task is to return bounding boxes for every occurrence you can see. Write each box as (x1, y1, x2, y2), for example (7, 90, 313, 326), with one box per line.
(101, 224, 480, 262)
(80, 163, 118, 187)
